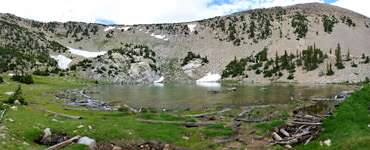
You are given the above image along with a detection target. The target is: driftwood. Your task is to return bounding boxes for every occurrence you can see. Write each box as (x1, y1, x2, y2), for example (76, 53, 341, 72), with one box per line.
(0, 109, 7, 124)
(295, 131, 310, 137)
(32, 106, 82, 119)
(284, 145, 293, 149)
(185, 108, 231, 118)
(235, 111, 279, 122)
(123, 104, 139, 113)
(293, 115, 323, 122)
(64, 108, 89, 111)
(208, 87, 236, 94)
(236, 107, 254, 118)
(280, 128, 290, 137)
(272, 132, 283, 140)
(304, 136, 313, 145)
(292, 97, 345, 102)
(271, 138, 299, 145)
(215, 138, 236, 145)
(291, 122, 322, 125)
(45, 135, 81, 150)
(136, 119, 217, 127)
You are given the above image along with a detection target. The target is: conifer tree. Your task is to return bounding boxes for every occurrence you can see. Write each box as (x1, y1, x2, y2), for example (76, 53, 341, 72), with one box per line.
(326, 62, 334, 76)
(335, 43, 345, 69)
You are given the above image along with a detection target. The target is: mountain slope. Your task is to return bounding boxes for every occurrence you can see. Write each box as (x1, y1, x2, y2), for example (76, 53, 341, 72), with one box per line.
(1, 3, 370, 83)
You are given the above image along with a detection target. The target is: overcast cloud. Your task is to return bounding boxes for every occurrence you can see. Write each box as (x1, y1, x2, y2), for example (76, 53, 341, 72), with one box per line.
(0, 0, 367, 25)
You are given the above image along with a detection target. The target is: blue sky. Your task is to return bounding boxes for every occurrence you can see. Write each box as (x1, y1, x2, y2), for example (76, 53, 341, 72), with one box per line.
(0, 0, 366, 25)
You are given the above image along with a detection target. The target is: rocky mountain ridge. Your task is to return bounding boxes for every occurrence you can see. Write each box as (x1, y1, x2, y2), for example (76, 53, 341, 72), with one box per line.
(1, 3, 370, 83)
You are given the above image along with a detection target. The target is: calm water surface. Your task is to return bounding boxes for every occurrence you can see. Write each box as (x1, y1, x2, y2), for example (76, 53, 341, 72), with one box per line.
(87, 83, 360, 109)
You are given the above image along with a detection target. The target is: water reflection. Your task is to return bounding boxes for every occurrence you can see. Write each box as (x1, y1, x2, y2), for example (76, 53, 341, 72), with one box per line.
(196, 82, 221, 87)
(88, 83, 360, 109)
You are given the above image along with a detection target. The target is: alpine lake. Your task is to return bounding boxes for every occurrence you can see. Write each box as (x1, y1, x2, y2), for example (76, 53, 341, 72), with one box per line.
(86, 82, 361, 111)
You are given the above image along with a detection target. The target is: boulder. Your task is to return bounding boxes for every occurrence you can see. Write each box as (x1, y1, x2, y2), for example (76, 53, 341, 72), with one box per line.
(14, 100, 21, 105)
(10, 106, 17, 110)
(77, 136, 97, 150)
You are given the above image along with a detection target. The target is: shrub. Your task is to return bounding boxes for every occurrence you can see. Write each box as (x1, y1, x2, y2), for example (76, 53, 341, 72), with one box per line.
(0, 77, 3, 83)
(287, 74, 294, 80)
(12, 74, 34, 84)
(118, 107, 128, 112)
(141, 109, 148, 113)
(365, 77, 370, 83)
(6, 84, 27, 105)
(216, 105, 223, 109)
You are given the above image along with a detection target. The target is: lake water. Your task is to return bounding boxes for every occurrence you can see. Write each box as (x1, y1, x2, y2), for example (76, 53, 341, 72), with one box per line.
(87, 83, 360, 109)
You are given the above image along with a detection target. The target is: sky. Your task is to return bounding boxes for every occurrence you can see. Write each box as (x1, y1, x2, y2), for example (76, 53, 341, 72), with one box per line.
(0, 0, 367, 25)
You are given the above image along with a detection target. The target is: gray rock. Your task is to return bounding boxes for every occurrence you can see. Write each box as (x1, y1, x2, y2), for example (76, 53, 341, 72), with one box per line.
(77, 136, 97, 150)
(14, 100, 21, 105)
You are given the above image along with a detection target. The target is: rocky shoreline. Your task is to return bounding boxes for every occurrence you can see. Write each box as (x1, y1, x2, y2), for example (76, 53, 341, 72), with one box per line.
(55, 89, 118, 111)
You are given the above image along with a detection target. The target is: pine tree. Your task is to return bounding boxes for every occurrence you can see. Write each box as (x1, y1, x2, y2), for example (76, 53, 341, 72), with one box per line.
(364, 77, 370, 83)
(365, 56, 370, 64)
(275, 51, 279, 69)
(335, 43, 345, 69)
(326, 62, 334, 76)
(6, 84, 26, 104)
(346, 49, 351, 61)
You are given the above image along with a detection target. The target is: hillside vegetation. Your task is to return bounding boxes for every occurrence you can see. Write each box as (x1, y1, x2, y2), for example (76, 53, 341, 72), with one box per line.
(0, 3, 370, 83)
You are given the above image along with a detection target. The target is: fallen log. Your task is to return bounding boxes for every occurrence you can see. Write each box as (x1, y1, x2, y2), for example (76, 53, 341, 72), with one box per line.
(0, 109, 7, 124)
(284, 145, 293, 149)
(64, 108, 89, 111)
(123, 104, 139, 113)
(45, 135, 81, 150)
(208, 87, 236, 94)
(270, 138, 298, 145)
(272, 132, 283, 140)
(185, 108, 231, 118)
(136, 119, 217, 127)
(215, 138, 236, 145)
(31, 106, 82, 119)
(280, 128, 290, 137)
(293, 97, 345, 102)
(291, 122, 322, 125)
(304, 136, 313, 145)
(293, 115, 323, 122)
(236, 107, 254, 118)
(295, 131, 310, 137)
(235, 111, 279, 122)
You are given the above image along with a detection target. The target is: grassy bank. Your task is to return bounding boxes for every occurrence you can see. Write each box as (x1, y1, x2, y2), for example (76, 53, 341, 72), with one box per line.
(0, 76, 218, 149)
(296, 84, 370, 150)
(1, 75, 364, 149)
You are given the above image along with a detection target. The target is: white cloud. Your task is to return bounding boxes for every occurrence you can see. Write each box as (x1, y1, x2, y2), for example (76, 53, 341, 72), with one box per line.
(331, 0, 370, 18)
(2, 0, 365, 25)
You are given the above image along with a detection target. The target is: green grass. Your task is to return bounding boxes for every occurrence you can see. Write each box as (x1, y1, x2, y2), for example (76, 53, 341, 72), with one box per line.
(201, 130, 233, 137)
(296, 84, 370, 150)
(0, 75, 215, 149)
(253, 120, 285, 134)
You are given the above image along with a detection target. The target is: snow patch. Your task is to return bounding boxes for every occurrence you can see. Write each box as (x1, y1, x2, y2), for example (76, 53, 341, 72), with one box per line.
(151, 33, 168, 40)
(104, 26, 115, 31)
(196, 73, 221, 82)
(50, 55, 72, 69)
(187, 24, 196, 32)
(118, 27, 130, 31)
(154, 76, 164, 83)
(68, 47, 107, 58)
